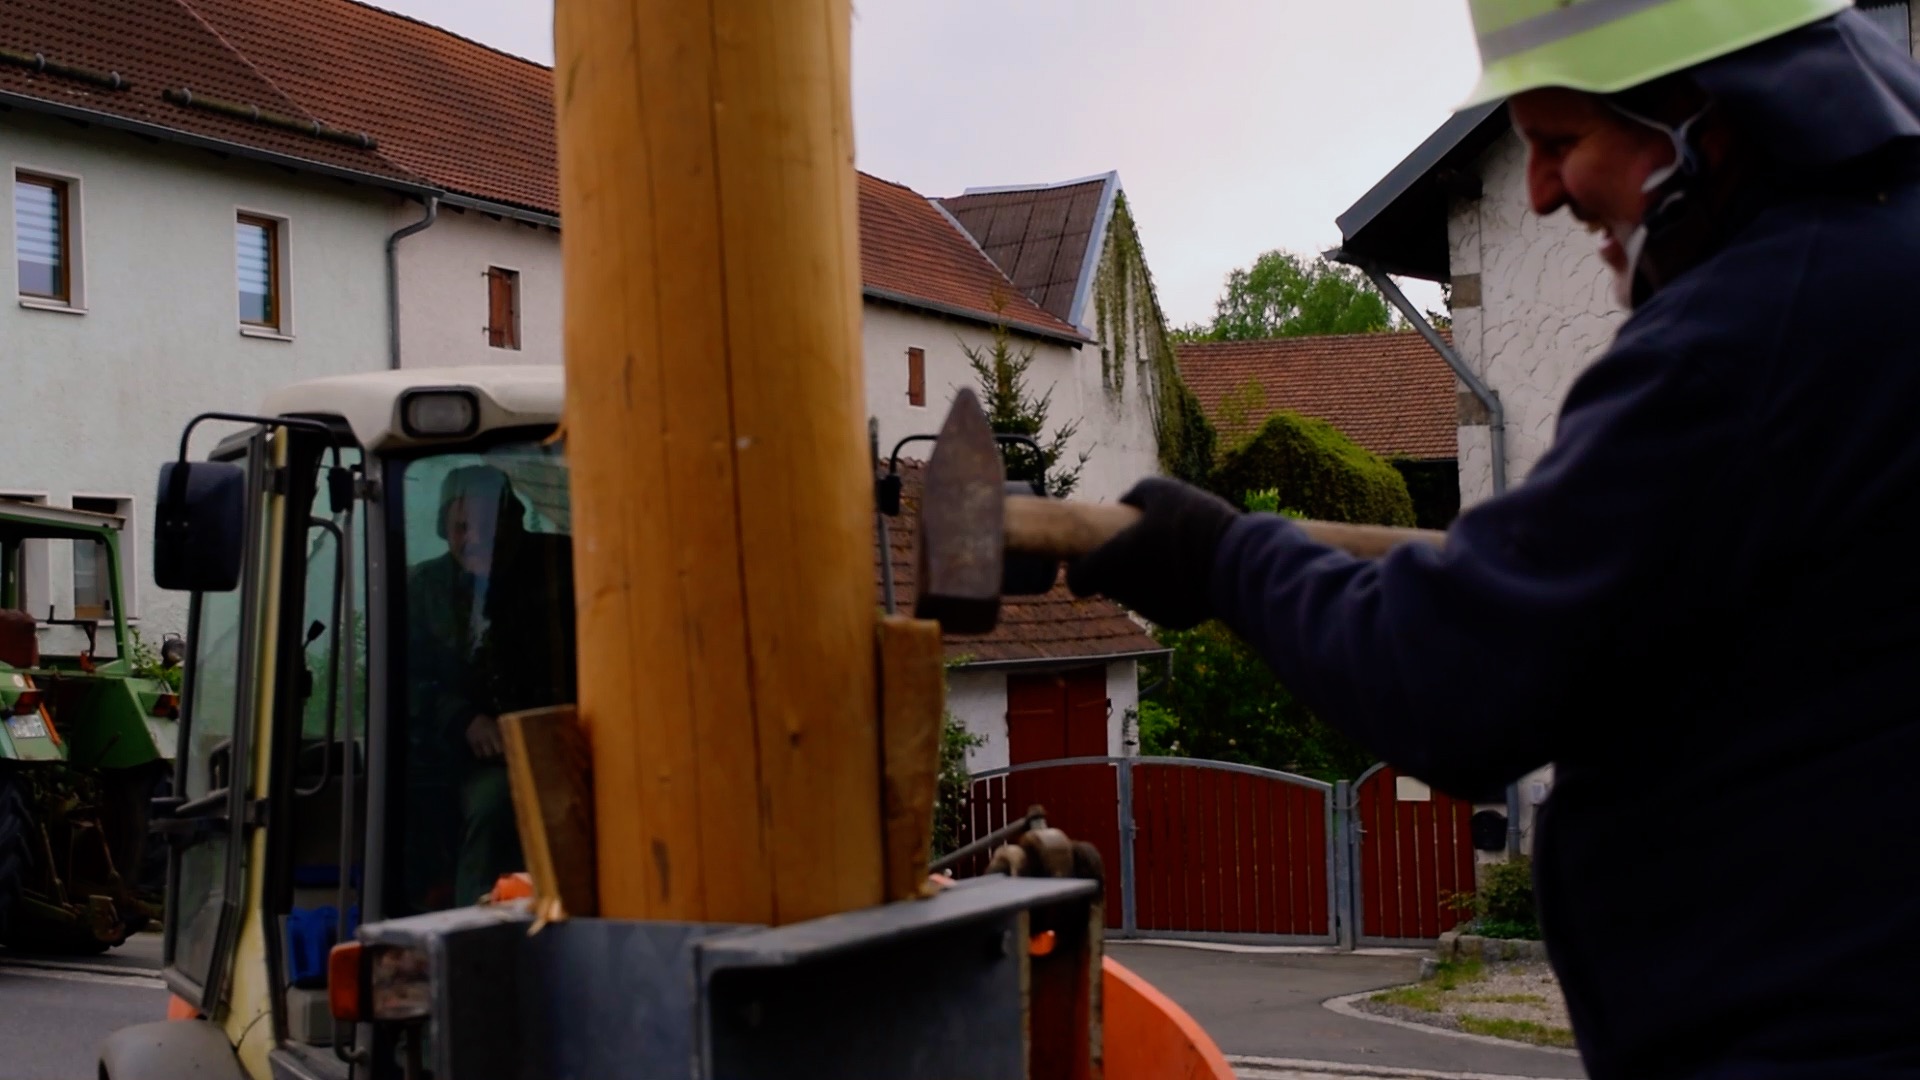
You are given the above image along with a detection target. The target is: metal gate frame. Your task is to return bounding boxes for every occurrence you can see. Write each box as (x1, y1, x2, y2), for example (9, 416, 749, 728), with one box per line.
(961, 756, 1338, 946)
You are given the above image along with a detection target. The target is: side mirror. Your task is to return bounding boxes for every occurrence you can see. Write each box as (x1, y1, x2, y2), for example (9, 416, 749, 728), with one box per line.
(154, 461, 246, 592)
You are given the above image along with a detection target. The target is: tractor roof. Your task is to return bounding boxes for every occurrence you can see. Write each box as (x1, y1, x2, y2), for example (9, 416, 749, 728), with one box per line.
(0, 501, 124, 541)
(258, 365, 563, 453)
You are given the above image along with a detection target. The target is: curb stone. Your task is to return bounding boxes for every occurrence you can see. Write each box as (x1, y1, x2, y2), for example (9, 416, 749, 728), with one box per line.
(1435, 930, 1550, 965)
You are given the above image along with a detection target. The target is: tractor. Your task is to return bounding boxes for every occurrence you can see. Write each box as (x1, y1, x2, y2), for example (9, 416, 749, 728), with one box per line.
(0, 500, 179, 953)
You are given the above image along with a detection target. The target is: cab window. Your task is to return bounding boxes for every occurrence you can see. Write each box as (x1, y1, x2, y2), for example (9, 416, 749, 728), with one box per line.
(388, 439, 573, 914)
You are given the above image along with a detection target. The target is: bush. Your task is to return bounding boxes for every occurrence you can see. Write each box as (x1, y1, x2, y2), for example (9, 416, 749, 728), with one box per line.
(1448, 856, 1541, 940)
(1134, 700, 1182, 756)
(1143, 621, 1374, 782)
(931, 711, 985, 859)
(1208, 412, 1416, 526)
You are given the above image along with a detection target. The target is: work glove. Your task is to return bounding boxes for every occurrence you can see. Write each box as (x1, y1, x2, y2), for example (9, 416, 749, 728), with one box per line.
(1066, 477, 1240, 630)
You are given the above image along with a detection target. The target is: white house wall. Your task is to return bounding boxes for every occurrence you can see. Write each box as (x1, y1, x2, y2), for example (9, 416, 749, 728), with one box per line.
(1074, 214, 1172, 504)
(393, 205, 563, 368)
(0, 112, 393, 640)
(948, 668, 1011, 773)
(861, 304, 1132, 500)
(1107, 658, 1141, 758)
(1447, 131, 1624, 508)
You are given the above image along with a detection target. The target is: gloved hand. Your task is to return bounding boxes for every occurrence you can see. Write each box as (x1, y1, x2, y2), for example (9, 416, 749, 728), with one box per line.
(1066, 477, 1240, 629)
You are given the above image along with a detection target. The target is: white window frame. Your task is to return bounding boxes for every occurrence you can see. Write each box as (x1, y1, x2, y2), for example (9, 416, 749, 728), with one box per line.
(235, 206, 293, 340)
(12, 166, 86, 314)
(0, 492, 52, 622)
(67, 493, 138, 623)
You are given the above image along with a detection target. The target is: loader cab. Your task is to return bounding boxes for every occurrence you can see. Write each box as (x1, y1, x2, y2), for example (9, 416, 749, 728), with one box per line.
(137, 368, 571, 1080)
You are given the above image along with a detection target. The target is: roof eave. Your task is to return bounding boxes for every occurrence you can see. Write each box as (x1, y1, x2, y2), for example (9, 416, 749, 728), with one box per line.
(946, 645, 1172, 671)
(1333, 102, 1509, 283)
(861, 286, 1090, 348)
(439, 191, 560, 229)
(1066, 172, 1122, 331)
(0, 90, 438, 199)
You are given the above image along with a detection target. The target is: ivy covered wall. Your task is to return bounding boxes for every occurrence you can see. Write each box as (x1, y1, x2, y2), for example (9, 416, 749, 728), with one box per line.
(1088, 192, 1217, 487)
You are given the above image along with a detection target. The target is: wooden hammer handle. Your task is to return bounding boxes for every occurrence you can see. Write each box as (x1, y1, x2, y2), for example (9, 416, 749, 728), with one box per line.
(1003, 494, 1447, 560)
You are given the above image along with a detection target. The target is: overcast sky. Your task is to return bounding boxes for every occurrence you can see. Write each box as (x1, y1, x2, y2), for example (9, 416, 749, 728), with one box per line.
(377, 0, 1478, 323)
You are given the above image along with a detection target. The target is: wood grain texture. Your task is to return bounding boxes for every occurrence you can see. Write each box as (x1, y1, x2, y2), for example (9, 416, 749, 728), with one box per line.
(500, 705, 597, 925)
(555, 0, 880, 924)
(876, 616, 945, 902)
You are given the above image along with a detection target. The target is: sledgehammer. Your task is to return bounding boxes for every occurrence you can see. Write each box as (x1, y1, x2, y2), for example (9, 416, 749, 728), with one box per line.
(914, 388, 1448, 634)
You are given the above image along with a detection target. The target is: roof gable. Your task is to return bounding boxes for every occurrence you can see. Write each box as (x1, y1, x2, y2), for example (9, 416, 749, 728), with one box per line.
(1177, 331, 1459, 460)
(937, 173, 1117, 328)
(860, 173, 1088, 344)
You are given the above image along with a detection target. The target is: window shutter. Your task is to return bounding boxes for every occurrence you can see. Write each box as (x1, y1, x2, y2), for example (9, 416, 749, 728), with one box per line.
(487, 268, 510, 348)
(907, 347, 926, 407)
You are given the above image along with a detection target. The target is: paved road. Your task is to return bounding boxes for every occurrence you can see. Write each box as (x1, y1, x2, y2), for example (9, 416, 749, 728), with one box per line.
(0, 931, 166, 1080)
(1107, 943, 1588, 1079)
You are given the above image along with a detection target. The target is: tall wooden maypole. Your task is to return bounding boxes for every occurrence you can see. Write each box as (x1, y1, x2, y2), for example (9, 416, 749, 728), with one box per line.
(553, 0, 883, 925)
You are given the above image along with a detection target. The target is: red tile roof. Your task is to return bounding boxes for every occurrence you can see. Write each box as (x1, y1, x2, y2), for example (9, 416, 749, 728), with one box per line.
(861, 174, 1088, 343)
(182, 0, 559, 215)
(1177, 331, 1459, 460)
(876, 461, 1164, 665)
(0, 0, 418, 186)
(2, 0, 1079, 340)
(938, 176, 1112, 326)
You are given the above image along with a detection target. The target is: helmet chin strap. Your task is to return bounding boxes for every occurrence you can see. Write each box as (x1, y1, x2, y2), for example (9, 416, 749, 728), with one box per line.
(1605, 102, 1710, 309)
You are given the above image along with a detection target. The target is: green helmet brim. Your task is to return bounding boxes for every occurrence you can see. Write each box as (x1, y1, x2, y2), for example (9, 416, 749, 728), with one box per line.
(1462, 0, 1852, 108)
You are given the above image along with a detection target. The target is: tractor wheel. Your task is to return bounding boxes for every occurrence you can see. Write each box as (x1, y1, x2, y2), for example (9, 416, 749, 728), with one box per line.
(0, 769, 32, 943)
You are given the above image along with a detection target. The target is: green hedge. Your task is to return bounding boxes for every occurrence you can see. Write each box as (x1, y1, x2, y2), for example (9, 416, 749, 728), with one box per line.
(1207, 412, 1416, 526)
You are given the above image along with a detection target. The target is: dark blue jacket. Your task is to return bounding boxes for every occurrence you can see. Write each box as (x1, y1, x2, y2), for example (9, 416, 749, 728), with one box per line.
(1210, 21, 1920, 1078)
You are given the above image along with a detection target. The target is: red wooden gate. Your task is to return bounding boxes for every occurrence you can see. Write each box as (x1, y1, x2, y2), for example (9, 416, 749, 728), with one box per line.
(1349, 763, 1476, 943)
(955, 758, 1333, 941)
(1130, 760, 1332, 941)
(961, 758, 1124, 929)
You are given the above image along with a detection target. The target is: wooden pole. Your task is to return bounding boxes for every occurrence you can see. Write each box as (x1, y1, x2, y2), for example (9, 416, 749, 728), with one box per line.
(554, 0, 880, 924)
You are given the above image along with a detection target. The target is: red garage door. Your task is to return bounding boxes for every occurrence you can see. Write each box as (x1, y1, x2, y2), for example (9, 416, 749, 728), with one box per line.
(1006, 666, 1108, 765)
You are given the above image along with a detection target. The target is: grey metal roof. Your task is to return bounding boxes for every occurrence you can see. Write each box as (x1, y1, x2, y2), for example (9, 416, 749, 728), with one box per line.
(1332, 102, 1510, 281)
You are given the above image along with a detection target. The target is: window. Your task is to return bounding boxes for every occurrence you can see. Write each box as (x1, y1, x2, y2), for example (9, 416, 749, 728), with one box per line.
(393, 441, 574, 915)
(907, 347, 926, 408)
(0, 493, 50, 617)
(486, 267, 520, 350)
(15, 173, 72, 304)
(237, 213, 283, 331)
(71, 496, 124, 620)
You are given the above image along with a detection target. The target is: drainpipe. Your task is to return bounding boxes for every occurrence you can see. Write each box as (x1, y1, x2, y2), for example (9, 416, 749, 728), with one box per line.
(386, 195, 439, 370)
(1354, 262, 1507, 497)
(1344, 256, 1523, 858)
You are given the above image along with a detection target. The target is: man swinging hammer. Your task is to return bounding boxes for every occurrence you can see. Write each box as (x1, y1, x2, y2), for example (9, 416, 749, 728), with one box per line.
(1070, 3, 1920, 1076)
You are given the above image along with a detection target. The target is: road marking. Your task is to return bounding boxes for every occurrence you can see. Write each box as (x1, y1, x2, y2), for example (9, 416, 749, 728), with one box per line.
(1230, 1055, 1571, 1079)
(1321, 989, 1584, 1059)
(0, 959, 164, 990)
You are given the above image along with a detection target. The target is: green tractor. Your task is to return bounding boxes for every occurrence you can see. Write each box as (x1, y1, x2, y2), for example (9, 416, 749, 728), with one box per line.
(0, 500, 179, 953)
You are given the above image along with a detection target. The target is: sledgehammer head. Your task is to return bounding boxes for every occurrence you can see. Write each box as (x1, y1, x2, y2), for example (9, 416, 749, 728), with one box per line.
(914, 389, 1005, 634)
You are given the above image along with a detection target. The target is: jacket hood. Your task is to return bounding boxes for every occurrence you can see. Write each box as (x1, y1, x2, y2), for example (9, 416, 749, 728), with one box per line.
(1691, 8, 1920, 175)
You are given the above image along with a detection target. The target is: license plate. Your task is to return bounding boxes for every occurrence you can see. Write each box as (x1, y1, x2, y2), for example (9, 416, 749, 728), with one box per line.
(6, 713, 48, 740)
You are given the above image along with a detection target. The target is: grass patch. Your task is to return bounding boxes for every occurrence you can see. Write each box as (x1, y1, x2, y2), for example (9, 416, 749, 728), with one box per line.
(1462, 993, 1549, 1005)
(1458, 1017, 1576, 1048)
(1368, 956, 1485, 1012)
(1369, 985, 1443, 1012)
